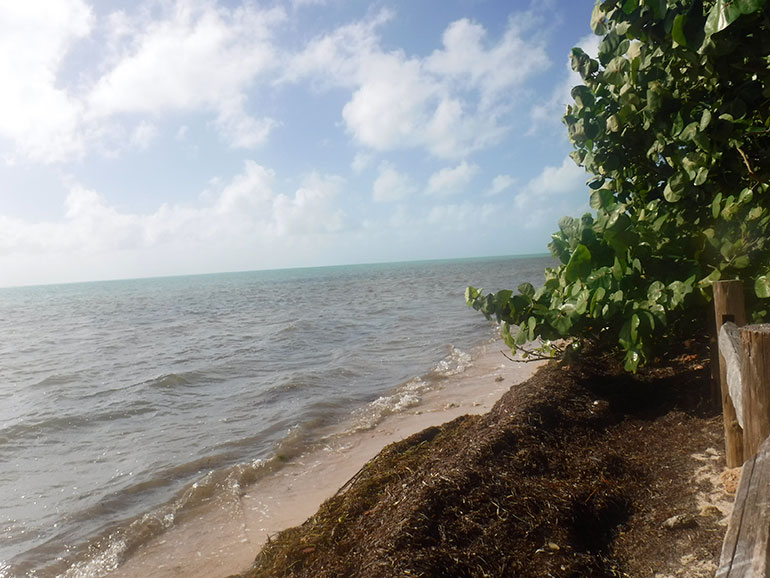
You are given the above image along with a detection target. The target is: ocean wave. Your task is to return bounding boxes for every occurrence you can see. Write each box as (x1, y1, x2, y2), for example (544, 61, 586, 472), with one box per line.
(348, 376, 429, 432)
(431, 345, 473, 377)
(36, 456, 273, 578)
(29, 373, 80, 389)
(0, 404, 156, 449)
(345, 345, 474, 432)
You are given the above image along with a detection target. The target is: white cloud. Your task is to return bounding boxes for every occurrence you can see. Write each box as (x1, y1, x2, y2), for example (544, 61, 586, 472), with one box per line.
(486, 174, 516, 196)
(512, 156, 588, 229)
(427, 202, 497, 231)
(0, 2, 93, 163)
(372, 162, 416, 202)
(530, 33, 601, 131)
(215, 107, 278, 149)
(87, 2, 285, 149)
(342, 54, 440, 152)
(0, 162, 345, 277)
(288, 10, 550, 159)
(426, 161, 479, 197)
(0, 1, 287, 163)
(282, 10, 392, 87)
(351, 152, 373, 173)
(131, 121, 159, 149)
(521, 156, 587, 197)
(272, 172, 345, 235)
(425, 18, 549, 108)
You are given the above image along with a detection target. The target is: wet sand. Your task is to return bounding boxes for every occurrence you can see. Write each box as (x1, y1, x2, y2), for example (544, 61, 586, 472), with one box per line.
(109, 344, 545, 578)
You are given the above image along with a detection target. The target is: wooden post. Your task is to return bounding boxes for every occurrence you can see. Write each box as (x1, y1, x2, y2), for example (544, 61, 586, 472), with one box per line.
(716, 434, 770, 577)
(713, 280, 746, 467)
(740, 324, 770, 461)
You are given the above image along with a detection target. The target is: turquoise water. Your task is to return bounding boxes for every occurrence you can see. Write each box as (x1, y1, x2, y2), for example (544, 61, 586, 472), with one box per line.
(0, 255, 552, 577)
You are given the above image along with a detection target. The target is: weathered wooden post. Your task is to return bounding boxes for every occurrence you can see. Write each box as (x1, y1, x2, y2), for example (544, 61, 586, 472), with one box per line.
(713, 280, 746, 467)
(739, 324, 770, 461)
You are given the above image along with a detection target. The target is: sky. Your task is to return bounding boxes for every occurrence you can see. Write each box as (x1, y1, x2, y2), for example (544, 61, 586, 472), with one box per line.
(0, 0, 600, 287)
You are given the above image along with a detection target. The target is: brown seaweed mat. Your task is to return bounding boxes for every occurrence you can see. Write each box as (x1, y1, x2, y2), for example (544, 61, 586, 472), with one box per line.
(234, 348, 727, 578)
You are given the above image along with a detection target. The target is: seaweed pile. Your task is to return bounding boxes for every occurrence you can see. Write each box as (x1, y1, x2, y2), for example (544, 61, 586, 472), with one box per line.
(235, 348, 726, 578)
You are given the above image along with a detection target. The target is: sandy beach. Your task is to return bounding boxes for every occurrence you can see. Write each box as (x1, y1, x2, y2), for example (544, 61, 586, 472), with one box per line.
(107, 343, 544, 578)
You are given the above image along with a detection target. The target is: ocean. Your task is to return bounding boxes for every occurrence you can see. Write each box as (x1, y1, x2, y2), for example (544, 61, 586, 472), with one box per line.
(0, 255, 552, 577)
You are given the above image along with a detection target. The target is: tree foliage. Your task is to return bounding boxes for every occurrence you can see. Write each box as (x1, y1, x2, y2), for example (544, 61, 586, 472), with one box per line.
(467, 0, 770, 371)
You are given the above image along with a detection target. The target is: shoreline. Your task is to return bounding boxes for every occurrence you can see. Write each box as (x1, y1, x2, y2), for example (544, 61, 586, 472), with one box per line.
(106, 342, 545, 578)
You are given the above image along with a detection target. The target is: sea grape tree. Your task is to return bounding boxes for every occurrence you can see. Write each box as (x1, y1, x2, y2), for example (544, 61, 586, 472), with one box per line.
(467, 0, 770, 371)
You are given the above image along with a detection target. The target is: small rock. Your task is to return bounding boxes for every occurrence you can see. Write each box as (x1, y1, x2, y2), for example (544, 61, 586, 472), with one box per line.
(662, 513, 697, 530)
(494, 375, 504, 382)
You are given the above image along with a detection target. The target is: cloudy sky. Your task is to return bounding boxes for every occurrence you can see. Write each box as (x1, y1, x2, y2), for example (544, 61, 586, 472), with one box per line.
(0, 0, 598, 287)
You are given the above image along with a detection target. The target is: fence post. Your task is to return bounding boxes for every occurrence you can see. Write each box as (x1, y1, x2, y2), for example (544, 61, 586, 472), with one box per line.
(739, 324, 770, 461)
(713, 280, 746, 467)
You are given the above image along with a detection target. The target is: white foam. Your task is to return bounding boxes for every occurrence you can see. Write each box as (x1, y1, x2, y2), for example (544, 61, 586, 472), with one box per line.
(60, 538, 128, 578)
(349, 377, 429, 431)
(433, 346, 472, 376)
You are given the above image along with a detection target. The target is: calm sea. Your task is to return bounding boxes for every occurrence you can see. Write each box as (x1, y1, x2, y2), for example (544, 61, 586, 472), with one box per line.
(0, 255, 552, 577)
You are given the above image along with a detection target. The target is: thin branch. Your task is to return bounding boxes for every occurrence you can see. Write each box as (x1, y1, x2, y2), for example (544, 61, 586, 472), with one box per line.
(736, 146, 760, 181)
(500, 344, 562, 363)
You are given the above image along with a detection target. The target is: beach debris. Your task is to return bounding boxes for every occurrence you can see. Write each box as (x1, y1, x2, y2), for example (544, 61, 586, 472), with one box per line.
(661, 513, 697, 530)
(591, 400, 610, 412)
(535, 542, 561, 554)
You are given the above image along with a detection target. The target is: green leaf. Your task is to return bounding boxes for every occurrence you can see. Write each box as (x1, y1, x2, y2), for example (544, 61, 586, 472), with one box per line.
(664, 172, 686, 202)
(590, 4, 607, 35)
(501, 322, 516, 349)
(680, 122, 699, 142)
(672, 13, 688, 46)
(590, 188, 614, 210)
(646, 82, 663, 114)
(644, 0, 667, 19)
(647, 280, 665, 302)
(733, 255, 750, 269)
(756, 275, 770, 299)
(465, 286, 481, 305)
(698, 269, 722, 288)
(624, 349, 642, 373)
(735, 0, 766, 13)
(565, 244, 592, 283)
(518, 282, 535, 298)
(630, 313, 640, 342)
(738, 188, 753, 204)
(622, 0, 639, 14)
(695, 166, 709, 186)
(705, 0, 745, 36)
(571, 85, 595, 109)
(712, 192, 723, 218)
(590, 286, 607, 316)
(527, 316, 537, 340)
(700, 109, 712, 131)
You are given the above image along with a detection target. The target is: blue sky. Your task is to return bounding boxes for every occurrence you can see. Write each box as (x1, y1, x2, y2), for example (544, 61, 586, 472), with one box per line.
(0, 0, 599, 287)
